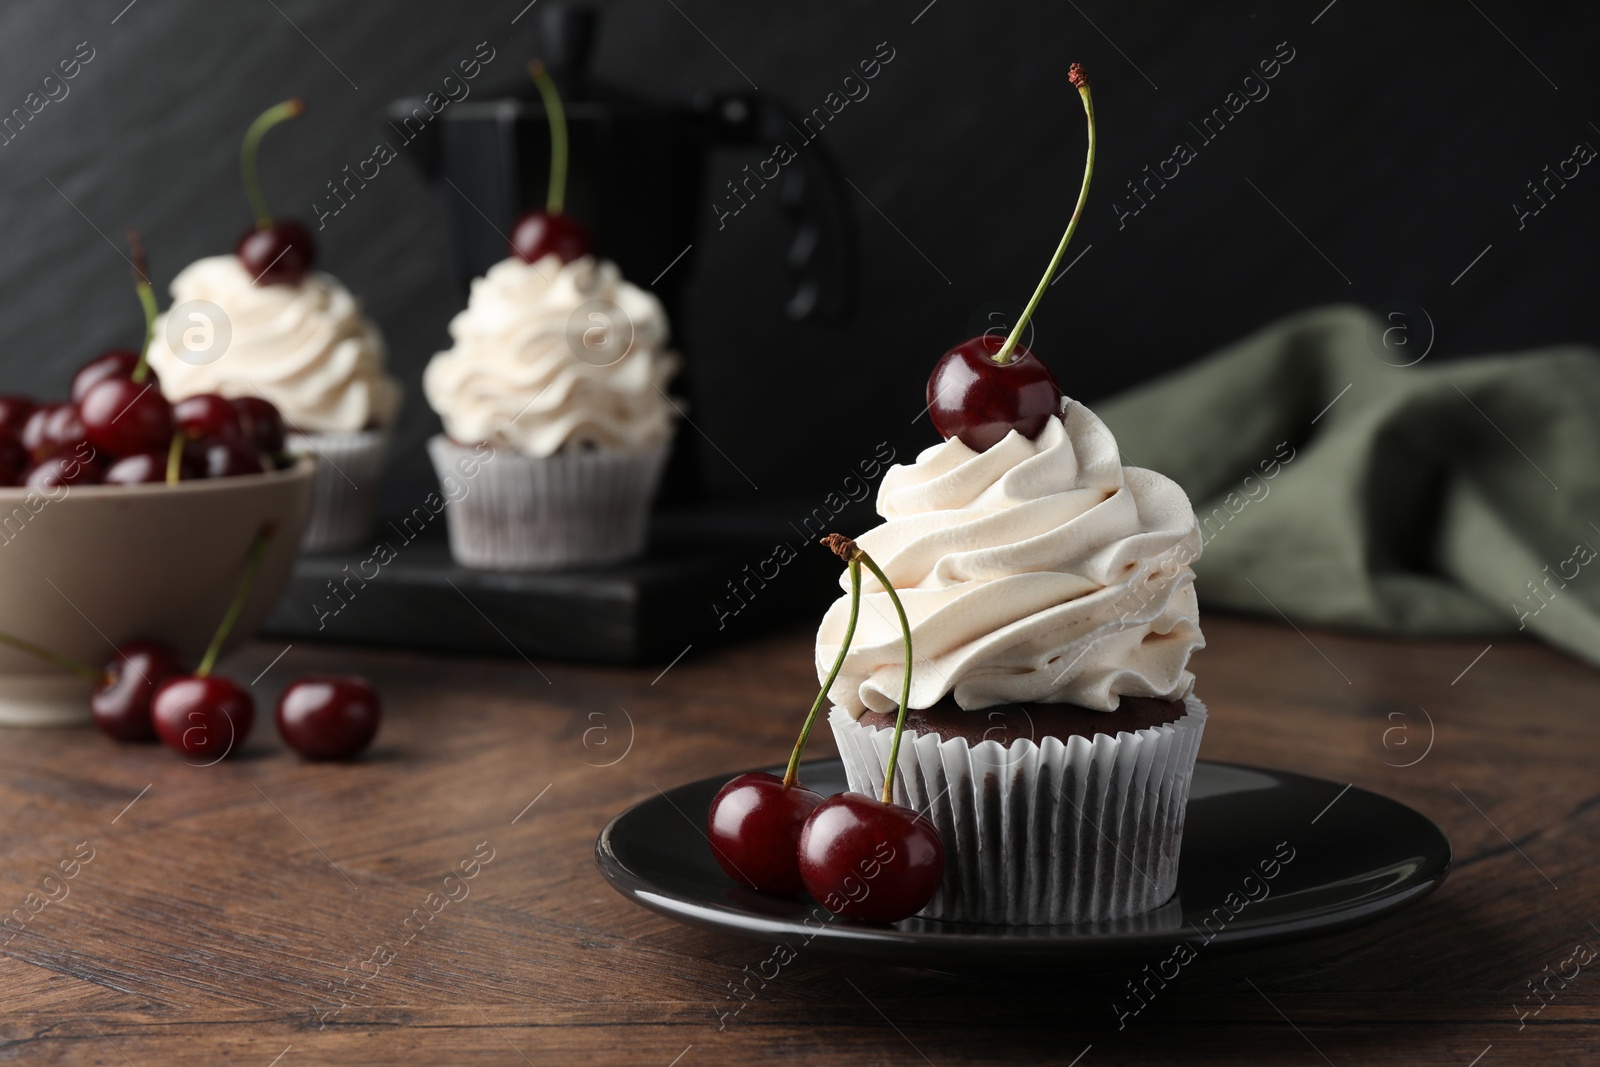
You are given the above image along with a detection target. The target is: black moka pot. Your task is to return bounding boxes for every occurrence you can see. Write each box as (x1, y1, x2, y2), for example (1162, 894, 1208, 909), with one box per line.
(388, 3, 858, 502)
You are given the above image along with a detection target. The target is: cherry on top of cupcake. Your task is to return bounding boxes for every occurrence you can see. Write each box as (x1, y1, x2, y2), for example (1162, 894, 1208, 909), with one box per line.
(235, 98, 316, 287)
(927, 63, 1095, 454)
(509, 60, 594, 266)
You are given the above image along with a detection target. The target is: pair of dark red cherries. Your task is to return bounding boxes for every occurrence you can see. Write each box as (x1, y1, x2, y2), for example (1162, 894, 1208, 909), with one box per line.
(94, 639, 380, 763)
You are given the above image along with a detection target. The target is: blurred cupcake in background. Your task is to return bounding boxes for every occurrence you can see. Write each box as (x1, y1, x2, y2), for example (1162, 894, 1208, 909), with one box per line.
(422, 251, 678, 570)
(145, 98, 402, 553)
(422, 60, 678, 571)
(145, 254, 401, 552)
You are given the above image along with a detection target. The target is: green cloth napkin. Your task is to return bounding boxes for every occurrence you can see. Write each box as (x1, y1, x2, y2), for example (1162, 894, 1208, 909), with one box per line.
(1096, 304, 1600, 667)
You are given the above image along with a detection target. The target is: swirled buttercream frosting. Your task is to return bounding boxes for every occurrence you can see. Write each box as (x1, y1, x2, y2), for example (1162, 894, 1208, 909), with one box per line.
(817, 402, 1204, 716)
(145, 255, 400, 434)
(423, 254, 678, 457)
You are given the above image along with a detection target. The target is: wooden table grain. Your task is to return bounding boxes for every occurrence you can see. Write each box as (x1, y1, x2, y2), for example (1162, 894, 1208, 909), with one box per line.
(2, 615, 1597, 1065)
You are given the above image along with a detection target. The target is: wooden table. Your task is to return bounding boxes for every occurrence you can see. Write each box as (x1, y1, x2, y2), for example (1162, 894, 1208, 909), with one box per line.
(2, 615, 1596, 1065)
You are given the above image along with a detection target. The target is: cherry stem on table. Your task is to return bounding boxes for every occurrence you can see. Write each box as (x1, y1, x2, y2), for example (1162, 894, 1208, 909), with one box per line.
(994, 64, 1096, 366)
(241, 98, 304, 231)
(782, 557, 861, 789)
(0, 631, 101, 682)
(528, 61, 570, 216)
(196, 522, 274, 678)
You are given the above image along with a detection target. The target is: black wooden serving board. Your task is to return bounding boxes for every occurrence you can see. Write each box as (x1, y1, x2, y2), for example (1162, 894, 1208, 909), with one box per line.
(261, 512, 838, 664)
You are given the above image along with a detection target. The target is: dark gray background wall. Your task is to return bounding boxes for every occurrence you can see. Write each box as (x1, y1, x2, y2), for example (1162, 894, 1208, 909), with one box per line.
(0, 1, 1594, 517)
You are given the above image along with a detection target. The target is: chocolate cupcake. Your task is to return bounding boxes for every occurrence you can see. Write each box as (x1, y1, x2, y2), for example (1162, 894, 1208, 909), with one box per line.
(822, 400, 1207, 925)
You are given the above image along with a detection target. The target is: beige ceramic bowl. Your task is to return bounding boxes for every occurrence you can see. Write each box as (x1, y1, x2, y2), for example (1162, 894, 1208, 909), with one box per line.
(0, 458, 314, 726)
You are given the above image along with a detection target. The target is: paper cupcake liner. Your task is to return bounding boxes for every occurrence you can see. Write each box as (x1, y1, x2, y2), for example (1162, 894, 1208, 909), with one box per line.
(286, 430, 390, 553)
(828, 695, 1207, 926)
(426, 435, 668, 570)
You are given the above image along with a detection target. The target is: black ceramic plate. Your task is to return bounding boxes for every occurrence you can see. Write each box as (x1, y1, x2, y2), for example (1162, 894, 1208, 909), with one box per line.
(595, 760, 1451, 974)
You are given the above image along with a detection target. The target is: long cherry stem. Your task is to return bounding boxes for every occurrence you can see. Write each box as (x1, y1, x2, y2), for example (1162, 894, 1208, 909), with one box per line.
(196, 523, 274, 678)
(528, 61, 570, 215)
(783, 555, 861, 788)
(126, 230, 158, 384)
(822, 535, 916, 804)
(0, 631, 101, 682)
(241, 99, 304, 230)
(994, 64, 1096, 365)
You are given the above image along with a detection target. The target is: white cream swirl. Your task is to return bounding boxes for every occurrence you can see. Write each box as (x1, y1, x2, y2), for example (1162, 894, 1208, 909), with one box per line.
(817, 402, 1204, 716)
(422, 255, 678, 457)
(145, 255, 400, 434)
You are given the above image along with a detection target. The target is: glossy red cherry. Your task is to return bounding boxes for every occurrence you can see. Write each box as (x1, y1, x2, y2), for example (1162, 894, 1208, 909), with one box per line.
(235, 222, 316, 286)
(104, 451, 199, 484)
(275, 675, 382, 760)
(24, 451, 102, 490)
(0, 437, 27, 486)
(200, 439, 267, 479)
(80, 377, 174, 458)
(798, 793, 945, 923)
(230, 396, 286, 454)
(173, 394, 242, 441)
(926, 335, 1064, 453)
(0, 395, 39, 438)
(151, 675, 254, 760)
(509, 211, 593, 266)
(70, 350, 152, 403)
(706, 772, 826, 896)
(91, 640, 186, 742)
(21, 404, 90, 462)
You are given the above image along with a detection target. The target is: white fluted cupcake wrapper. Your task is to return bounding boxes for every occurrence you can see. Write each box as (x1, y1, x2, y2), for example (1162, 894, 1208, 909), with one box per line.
(828, 695, 1207, 926)
(427, 435, 667, 571)
(286, 430, 390, 553)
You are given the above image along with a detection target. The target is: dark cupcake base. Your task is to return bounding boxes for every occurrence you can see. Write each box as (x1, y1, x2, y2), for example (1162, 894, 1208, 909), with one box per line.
(856, 694, 1188, 746)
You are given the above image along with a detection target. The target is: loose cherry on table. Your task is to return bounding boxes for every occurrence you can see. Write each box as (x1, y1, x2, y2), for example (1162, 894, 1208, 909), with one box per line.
(508, 61, 594, 266)
(231, 396, 286, 454)
(235, 99, 316, 286)
(150, 523, 274, 759)
(925, 63, 1097, 455)
(92, 640, 186, 742)
(152, 675, 255, 760)
(275, 676, 382, 760)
